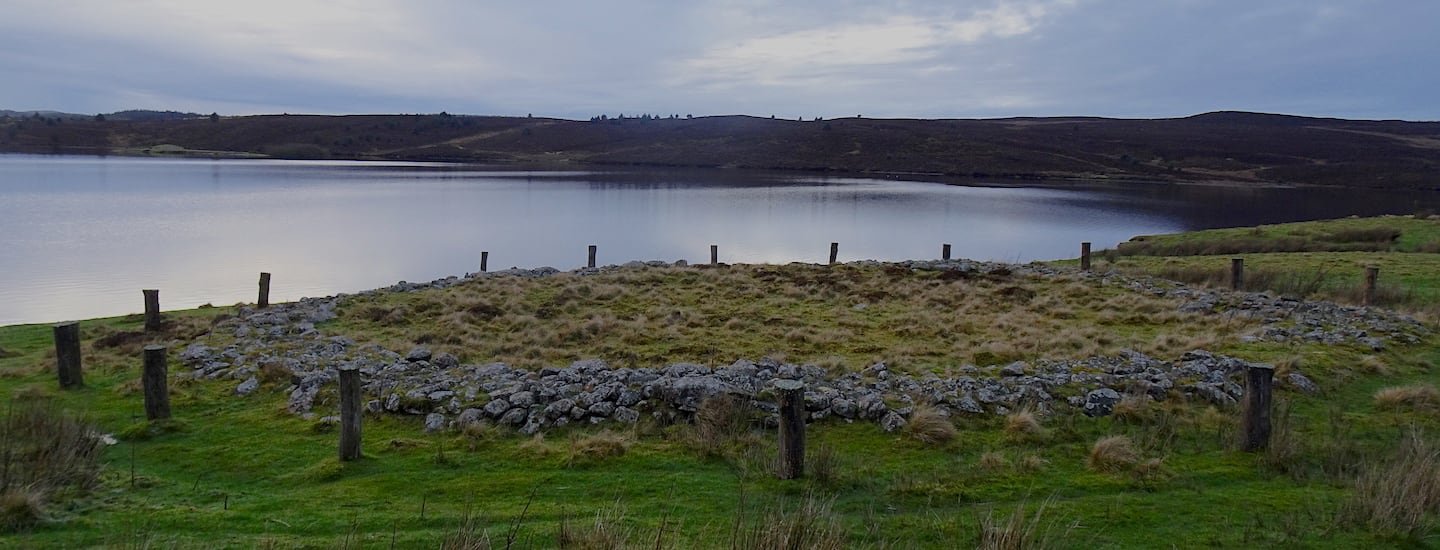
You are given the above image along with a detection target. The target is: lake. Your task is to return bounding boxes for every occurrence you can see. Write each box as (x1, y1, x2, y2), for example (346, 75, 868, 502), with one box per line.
(3, 153, 1438, 326)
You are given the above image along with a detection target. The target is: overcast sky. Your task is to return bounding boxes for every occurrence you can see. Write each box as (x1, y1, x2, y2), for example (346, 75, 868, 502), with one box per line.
(2, 0, 1435, 120)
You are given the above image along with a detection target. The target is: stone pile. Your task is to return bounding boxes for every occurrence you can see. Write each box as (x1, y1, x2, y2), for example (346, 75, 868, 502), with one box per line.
(175, 261, 1430, 434)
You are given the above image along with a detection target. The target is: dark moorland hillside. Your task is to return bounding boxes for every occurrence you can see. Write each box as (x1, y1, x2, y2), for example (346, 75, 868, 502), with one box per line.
(2, 110, 1437, 188)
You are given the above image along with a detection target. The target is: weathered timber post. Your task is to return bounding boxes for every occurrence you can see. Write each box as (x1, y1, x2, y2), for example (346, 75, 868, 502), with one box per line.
(480, 251, 489, 273)
(338, 365, 362, 461)
(1230, 258, 1244, 291)
(143, 289, 161, 332)
(587, 245, 597, 268)
(1080, 242, 1092, 272)
(942, 243, 952, 261)
(1364, 266, 1379, 306)
(710, 245, 718, 266)
(258, 272, 272, 308)
(828, 242, 839, 266)
(1241, 363, 1275, 452)
(775, 379, 806, 479)
(142, 345, 171, 421)
(53, 321, 83, 389)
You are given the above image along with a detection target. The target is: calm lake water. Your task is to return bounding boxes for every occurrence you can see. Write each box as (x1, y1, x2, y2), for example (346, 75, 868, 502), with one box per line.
(3, 154, 1439, 325)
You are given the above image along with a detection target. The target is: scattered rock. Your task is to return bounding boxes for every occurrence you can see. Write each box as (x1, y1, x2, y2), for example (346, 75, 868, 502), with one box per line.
(1083, 388, 1121, 417)
(1286, 372, 1321, 395)
(613, 406, 640, 424)
(235, 377, 259, 396)
(509, 391, 535, 408)
(483, 399, 511, 418)
(880, 411, 907, 433)
(456, 408, 484, 428)
(406, 347, 432, 362)
(424, 413, 446, 433)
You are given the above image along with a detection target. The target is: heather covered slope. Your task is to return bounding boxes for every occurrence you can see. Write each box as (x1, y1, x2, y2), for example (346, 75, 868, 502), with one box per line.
(3, 110, 1437, 188)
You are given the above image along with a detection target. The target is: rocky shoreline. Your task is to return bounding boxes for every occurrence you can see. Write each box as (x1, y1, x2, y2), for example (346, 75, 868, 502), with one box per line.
(176, 260, 1430, 434)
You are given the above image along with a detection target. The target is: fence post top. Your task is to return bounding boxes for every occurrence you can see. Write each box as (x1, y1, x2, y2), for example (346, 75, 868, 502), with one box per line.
(53, 320, 78, 328)
(143, 344, 167, 352)
(774, 379, 806, 391)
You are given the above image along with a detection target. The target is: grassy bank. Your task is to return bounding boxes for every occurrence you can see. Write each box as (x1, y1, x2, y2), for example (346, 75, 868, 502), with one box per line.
(3, 218, 1440, 547)
(1097, 215, 1440, 312)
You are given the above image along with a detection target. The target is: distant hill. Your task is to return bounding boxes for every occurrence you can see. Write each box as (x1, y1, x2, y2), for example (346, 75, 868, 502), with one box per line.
(101, 110, 205, 121)
(1, 110, 1436, 189)
(0, 109, 89, 119)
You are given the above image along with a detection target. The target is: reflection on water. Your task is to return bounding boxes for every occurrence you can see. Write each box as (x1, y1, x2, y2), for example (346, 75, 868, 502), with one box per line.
(2, 154, 1438, 325)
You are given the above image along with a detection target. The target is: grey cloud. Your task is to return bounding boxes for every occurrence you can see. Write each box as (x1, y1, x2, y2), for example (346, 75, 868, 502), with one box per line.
(0, 0, 1434, 120)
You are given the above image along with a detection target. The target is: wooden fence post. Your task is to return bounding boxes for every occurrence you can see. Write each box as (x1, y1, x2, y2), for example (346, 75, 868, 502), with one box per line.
(481, 251, 489, 273)
(258, 272, 271, 308)
(775, 379, 806, 479)
(1241, 364, 1274, 452)
(942, 243, 952, 261)
(339, 366, 362, 461)
(1230, 258, 1244, 291)
(1364, 266, 1379, 306)
(1080, 242, 1092, 272)
(143, 289, 161, 332)
(710, 245, 718, 266)
(142, 345, 171, 420)
(587, 245, 597, 268)
(828, 242, 839, 266)
(53, 321, 83, 389)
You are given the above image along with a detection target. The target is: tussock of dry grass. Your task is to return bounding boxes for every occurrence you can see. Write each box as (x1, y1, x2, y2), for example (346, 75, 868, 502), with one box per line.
(1131, 458, 1171, 485)
(0, 489, 46, 533)
(904, 406, 956, 445)
(1360, 356, 1391, 375)
(556, 502, 633, 549)
(332, 264, 1252, 373)
(1003, 409, 1045, 441)
(1340, 432, 1440, 536)
(685, 395, 754, 457)
(1087, 435, 1140, 473)
(1018, 454, 1048, 473)
(975, 498, 1061, 550)
(518, 434, 550, 457)
(1374, 384, 1440, 411)
(0, 399, 103, 533)
(1110, 395, 1152, 423)
(977, 451, 1010, 472)
(567, 431, 632, 465)
(732, 494, 847, 550)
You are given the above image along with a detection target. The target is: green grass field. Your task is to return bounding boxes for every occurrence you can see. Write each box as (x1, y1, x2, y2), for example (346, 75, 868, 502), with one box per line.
(1094, 215, 1440, 311)
(4, 216, 1440, 548)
